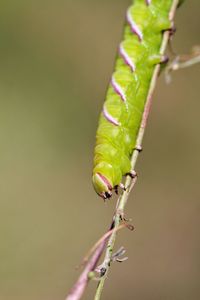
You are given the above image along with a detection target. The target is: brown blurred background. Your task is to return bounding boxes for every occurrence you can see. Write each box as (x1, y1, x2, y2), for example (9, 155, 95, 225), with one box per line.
(0, 1, 199, 299)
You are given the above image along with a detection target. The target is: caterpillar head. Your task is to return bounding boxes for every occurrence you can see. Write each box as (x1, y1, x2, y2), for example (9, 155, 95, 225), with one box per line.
(92, 172, 113, 199)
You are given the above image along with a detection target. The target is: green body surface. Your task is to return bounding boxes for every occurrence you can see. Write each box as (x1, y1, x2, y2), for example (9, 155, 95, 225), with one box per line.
(92, 0, 174, 199)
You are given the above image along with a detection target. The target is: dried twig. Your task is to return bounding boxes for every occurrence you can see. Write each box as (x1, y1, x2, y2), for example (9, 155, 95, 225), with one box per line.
(66, 238, 106, 300)
(165, 45, 200, 83)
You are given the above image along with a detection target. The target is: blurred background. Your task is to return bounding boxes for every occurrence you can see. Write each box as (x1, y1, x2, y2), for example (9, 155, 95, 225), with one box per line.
(0, 1, 199, 299)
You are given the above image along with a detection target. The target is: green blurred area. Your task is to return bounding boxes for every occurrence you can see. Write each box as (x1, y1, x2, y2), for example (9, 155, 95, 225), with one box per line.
(0, 1, 199, 299)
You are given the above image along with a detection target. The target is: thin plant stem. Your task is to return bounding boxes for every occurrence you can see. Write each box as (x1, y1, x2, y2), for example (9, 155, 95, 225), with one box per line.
(173, 55, 200, 69)
(66, 1, 181, 300)
(94, 1, 180, 299)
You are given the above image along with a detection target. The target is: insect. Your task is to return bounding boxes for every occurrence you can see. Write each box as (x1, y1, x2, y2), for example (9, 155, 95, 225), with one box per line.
(92, 0, 176, 199)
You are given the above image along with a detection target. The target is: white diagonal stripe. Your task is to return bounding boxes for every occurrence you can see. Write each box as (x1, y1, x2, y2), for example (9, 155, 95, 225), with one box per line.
(111, 75, 127, 102)
(103, 105, 120, 126)
(126, 9, 143, 41)
(119, 43, 136, 72)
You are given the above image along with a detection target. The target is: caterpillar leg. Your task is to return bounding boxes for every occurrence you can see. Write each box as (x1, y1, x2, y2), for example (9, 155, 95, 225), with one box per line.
(149, 54, 169, 66)
(119, 183, 126, 191)
(114, 184, 126, 195)
(126, 170, 137, 178)
(134, 145, 143, 152)
(114, 171, 137, 196)
(162, 21, 176, 35)
(114, 185, 119, 195)
(169, 23, 176, 37)
(168, 24, 177, 51)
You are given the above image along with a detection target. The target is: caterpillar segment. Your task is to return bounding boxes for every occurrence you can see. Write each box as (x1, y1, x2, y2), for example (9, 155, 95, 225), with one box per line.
(92, 0, 173, 199)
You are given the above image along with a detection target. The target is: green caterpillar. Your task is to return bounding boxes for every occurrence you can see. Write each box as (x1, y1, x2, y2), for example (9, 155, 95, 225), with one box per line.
(92, 0, 178, 199)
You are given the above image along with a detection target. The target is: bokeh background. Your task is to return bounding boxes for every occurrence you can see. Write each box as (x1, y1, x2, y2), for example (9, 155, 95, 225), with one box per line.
(0, 1, 199, 299)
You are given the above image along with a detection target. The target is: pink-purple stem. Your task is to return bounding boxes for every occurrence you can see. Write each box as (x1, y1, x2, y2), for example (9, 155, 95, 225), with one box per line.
(65, 240, 106, 300)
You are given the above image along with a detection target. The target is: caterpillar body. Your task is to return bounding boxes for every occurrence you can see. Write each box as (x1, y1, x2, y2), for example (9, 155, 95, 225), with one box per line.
(92, 0, 176, 199)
